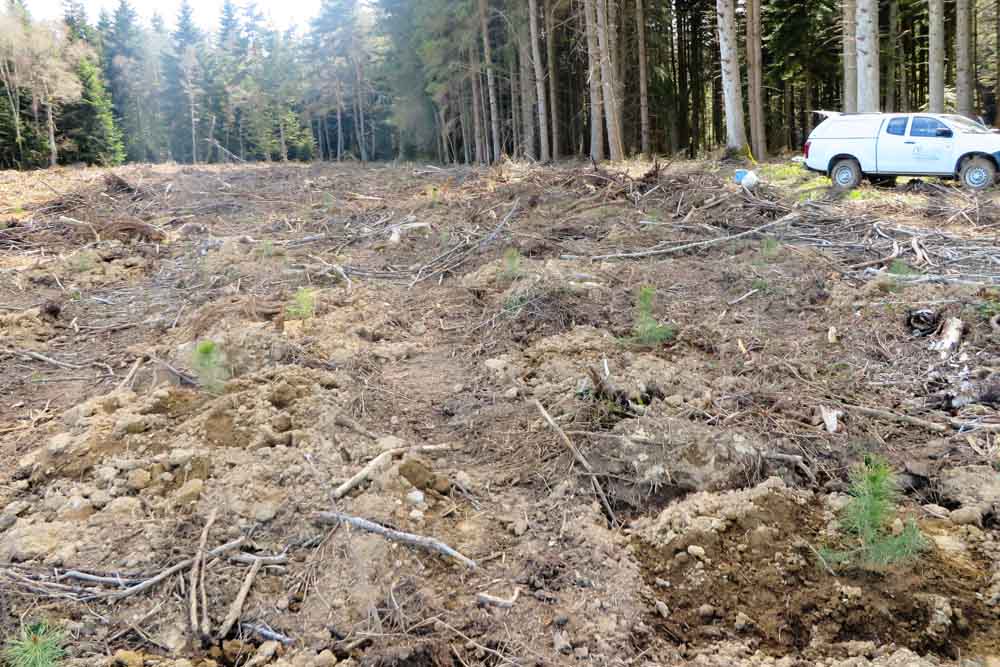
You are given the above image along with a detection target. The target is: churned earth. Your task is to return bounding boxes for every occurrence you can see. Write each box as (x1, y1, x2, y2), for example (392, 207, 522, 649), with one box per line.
(1, 159, 1000, 666)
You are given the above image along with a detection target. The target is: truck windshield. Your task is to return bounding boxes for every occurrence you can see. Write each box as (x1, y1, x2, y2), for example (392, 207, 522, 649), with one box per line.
(943, 115, 991, 134)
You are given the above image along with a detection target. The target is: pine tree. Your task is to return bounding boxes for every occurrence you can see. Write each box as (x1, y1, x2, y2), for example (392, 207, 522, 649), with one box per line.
(60, 57, 124, 165)
(162, 0, 203, 162)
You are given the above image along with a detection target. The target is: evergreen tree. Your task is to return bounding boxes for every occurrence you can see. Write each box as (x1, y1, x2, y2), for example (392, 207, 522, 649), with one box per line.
(60, 57, 124, 165)
(162, 0, 203, 162)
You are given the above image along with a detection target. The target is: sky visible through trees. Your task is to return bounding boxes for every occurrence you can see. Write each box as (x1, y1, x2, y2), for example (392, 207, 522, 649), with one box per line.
(2, 0, 1000, 170)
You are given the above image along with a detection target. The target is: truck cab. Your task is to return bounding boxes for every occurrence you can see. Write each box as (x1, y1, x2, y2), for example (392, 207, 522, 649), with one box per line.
(804, 112, 1000, 190)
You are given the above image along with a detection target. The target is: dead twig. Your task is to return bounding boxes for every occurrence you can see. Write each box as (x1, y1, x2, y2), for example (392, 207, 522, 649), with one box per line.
(216, 559, 261, 640)
(533, 399, 619, 527)
(190, 510, 218, 642)
(313, 511, 477, 569)
(476, 588, 520, 608)
(103, 537, 245, 600)
(333, 443, 455, 499)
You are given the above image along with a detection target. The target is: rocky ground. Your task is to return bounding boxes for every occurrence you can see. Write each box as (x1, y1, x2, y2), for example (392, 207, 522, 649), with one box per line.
(1, 159, 1000, 667)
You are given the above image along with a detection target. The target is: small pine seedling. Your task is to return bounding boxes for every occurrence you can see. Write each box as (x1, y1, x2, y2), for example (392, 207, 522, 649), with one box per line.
(819, 456, 927, 570)
(3, 622, 65, 667)
(192, 340, 227, 394)
(627, 286, 676, 347)
(502, 247, 522, 281)
(888, 259, 917, 276)
(286, 288, 317, 320)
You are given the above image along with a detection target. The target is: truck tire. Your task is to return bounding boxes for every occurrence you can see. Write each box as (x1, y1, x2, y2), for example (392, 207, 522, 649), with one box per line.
(830, 158, 862, 190)
(959, 157, 996, 190)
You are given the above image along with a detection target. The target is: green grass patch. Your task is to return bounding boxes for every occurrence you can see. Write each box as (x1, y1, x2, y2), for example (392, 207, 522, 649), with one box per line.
(3, 621, 65, 667)
(501, 247, 522, 281)
(286, 287, 317, 320)
(818, 456, 927, 571)
(887, 259, 917, 276)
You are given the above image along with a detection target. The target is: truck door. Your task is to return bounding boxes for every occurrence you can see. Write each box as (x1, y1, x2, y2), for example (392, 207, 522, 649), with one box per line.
(876, 116, 912, 173)
(907, 116, 956, 174)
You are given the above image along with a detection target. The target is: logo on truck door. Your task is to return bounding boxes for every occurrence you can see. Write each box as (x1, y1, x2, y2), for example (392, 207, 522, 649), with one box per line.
(910, 117, 952, 161)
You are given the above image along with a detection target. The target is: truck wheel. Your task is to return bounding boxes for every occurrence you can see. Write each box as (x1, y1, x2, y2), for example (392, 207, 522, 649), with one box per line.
(830, 159, 862, 190)
(960, 157, 996, 190)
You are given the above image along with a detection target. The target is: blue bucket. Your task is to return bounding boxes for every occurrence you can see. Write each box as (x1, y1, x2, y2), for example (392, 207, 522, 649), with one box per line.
(734, 169, 748, 184)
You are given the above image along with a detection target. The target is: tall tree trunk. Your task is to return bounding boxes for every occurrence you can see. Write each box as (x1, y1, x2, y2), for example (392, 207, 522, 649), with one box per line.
(353, 59, 368, 162)
(45, 92, 57, 168)
(608, 0, 624, 141)
(460, 82, 471, 164)
(956, 0, 973, 117)
(855, 0, 879, 112)
(279, 117, 288, 161)
(899, 21, 910, 112)
(635, 0, 650, 156)
(528, 0, 550, 161)
(189, 91, 198, 164)
(583, 0, 605, 160)
(336, 81, 344, 161)
(996, 0, 1000, 126)
(545, 0, 560, 158)
(479, 0, 502, 161)
(885, 0, 898, 112)
(518, 26, 537, 159)
(716, 0, 746, 150)
(595, 0, 624, 159)
(511, 48, 521, 156)
(928, 0, 945, 112)
(746, 0, 765, 159)
(843, 0, 858, 112)
(470, 48, 486, 163)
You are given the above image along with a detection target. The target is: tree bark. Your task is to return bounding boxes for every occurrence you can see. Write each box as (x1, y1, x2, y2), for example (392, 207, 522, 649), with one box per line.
(885, 0, 898, 112)
(528, 0, 550, 161)
(956, 0, 973, 117)
(595, 0, 624, 159)
(716, 0, 746, 150)
(607, 0, 624, 141)
(511, 47, 521, 156)
(518, 29, 536, 159)
(336, 82, 344, 161)
(460, 84, 471, 164)
(45, 94, 57, 168)
(470, 47, 486, 163)
(353, 58, 368, 162)
(583, 0, 605, 160)
(746, 0, 765, 160)
(479, 0, 502, 162)
(545, 0, 560, 158)
(996, 0, 1000, 126)
(842, 0, 858, 112)
(855, 0, 879, 112)
(635, 0, 650, 156)
(928, 0, 945, 112)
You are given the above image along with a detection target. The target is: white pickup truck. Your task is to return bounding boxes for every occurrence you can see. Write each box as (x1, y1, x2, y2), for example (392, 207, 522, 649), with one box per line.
(804, 112, 1000, 190)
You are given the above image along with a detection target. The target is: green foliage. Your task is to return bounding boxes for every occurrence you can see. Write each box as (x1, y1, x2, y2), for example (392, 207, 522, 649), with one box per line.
(625, 286, 676, 347)
(887, 259, 917, 276)
(3, 621, 65, 667)
(286, 288, 317, 320)
(818, 456, 928, 570)
(191, 339, 227, 393)
(759, 237, 782, 259)
(501, 247, 522, 281)
(67, 251, 97, 273)
(60, 58, 125, 166)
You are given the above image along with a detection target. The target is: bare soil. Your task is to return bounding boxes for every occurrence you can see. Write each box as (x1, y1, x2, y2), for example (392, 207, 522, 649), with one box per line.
(1, 160, 1000, 667)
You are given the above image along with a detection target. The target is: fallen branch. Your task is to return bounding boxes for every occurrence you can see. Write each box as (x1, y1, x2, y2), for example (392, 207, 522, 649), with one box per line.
(102, 537, 245, 600)
(845, 241, 900, 271)
(216, 559, 261, 640)
(476, 588, 520, 608)
(565, 211, 801, 261)
(190, 510, 217, 642)
(844, 404, 949, 433)
(313, 511, 477, 569)
(2, 348, 83, 371)
(334, 413, 379, 440)
(534, 400, 619, 527)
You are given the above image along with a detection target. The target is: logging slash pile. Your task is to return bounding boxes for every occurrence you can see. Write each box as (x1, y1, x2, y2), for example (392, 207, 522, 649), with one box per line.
(2, 160, 1000, 666)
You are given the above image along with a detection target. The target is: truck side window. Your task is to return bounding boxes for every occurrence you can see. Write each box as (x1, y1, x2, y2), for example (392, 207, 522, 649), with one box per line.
(911, 117, 948, 138)
(886, 117, 908, 136)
